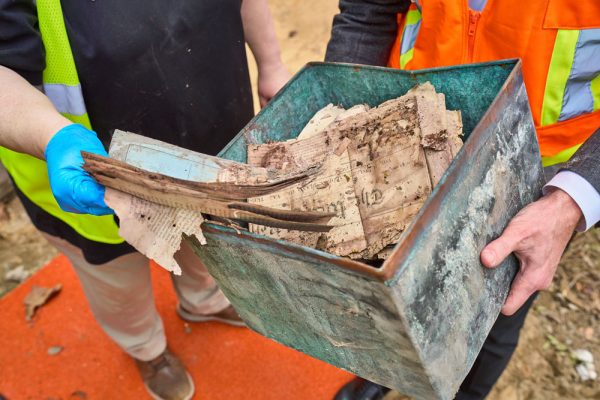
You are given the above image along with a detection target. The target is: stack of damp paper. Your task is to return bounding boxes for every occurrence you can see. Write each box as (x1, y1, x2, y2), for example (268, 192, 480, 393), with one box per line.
(248, 82, 463, 261)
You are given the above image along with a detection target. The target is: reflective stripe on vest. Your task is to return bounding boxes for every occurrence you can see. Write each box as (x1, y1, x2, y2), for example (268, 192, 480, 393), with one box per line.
(387, 4, 421, 70)
(44, 83, 87, 116)
(399, 7, 422, 69)
(541, 28, 600, 166)
(0, 0, 122, 244)
(387, 0, 600, 167)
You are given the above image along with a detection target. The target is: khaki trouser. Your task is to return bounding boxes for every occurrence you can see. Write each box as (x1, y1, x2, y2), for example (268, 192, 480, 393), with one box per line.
(43, 234, 230, 361)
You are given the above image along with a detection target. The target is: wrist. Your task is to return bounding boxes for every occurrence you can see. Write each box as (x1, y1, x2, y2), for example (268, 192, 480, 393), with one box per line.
(40, 115, 75, 159)
(44, 123, 98, 160)
(547, 189, 582, 229)
(257, 54, 286, 75)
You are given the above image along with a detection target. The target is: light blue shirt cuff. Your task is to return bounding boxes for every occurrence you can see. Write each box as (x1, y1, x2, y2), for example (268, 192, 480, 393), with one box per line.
(543, 171, 600, 232)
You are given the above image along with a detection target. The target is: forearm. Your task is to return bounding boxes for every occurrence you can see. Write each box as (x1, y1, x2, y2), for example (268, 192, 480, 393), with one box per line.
(241, 0, 282, 73)
(0, 66, 70, 159)
(325, 0, 410, 66)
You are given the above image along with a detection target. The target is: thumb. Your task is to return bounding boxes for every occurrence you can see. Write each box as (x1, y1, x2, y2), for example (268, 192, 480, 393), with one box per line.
(481, 224, 522, 269)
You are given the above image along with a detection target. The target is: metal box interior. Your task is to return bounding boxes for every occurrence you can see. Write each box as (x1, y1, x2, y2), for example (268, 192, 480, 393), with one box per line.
(184, 61, 543, 399)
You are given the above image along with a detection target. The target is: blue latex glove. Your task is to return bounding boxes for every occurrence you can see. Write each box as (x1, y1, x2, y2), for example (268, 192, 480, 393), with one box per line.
(44, 124, 113, 215)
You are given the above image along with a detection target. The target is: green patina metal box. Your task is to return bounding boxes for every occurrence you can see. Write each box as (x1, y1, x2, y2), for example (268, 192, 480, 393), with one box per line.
(141, 60, 544, 399)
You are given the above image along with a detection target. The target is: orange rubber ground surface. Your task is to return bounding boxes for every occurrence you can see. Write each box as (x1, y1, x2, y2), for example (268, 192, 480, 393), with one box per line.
(0, 255, 353, 399)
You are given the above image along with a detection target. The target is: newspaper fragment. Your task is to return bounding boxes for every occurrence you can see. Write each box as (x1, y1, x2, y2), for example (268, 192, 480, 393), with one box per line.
(250, 149, 368, 256)
(101, 131, 330, 274)
(249, 82, 463, 260)
(105, 188, 205, 275)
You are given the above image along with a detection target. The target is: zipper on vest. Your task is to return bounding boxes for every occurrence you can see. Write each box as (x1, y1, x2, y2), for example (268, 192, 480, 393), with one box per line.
(466, 10, 481, 62)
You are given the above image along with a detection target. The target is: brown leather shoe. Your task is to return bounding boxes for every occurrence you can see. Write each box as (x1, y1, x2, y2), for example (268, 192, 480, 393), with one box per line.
(176, 304, 246, 327)
(135, 348, 194, 400)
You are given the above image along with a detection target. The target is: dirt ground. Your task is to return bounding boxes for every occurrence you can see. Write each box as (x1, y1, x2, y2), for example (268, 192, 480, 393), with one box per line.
(1, 1, 598, 399)
(0, 195, 57, 298)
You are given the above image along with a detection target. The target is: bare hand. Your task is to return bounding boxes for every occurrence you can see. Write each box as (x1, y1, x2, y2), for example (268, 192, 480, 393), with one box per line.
(257, 62, 291, 108)
(480, 189, 582, 315)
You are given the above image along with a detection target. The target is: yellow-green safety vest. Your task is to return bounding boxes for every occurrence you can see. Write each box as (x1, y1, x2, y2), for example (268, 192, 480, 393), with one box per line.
(0, 0, 123, 244)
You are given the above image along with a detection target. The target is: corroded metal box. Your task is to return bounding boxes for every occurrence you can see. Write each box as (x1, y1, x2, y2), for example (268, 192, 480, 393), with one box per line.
(142, 61, 544, 399)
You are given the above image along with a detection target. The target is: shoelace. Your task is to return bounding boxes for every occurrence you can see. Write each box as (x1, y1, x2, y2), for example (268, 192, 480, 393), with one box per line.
(148, 354, 171, 374)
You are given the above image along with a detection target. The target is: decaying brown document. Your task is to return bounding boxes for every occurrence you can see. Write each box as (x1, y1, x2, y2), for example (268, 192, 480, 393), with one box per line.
(90, 131, 333, 274)
(92, 83, 461, 273)
(248, 82, 463, 260)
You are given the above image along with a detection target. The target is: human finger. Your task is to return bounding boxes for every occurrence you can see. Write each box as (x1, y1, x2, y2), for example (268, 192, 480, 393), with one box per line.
(481, 222, 524, 268)
(501, 268, 539, 315)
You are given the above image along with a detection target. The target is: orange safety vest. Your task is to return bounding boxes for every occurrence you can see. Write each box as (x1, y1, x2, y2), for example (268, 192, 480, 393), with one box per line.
(389, 0, 600, 166)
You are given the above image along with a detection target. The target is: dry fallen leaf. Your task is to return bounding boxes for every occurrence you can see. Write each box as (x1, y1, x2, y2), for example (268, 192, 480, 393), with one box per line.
(70, 390, 88, 399)
(24, 284, 62, 321)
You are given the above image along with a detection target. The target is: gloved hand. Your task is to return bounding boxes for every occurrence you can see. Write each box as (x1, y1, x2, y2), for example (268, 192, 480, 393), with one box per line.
(44, 124, 113, 215)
